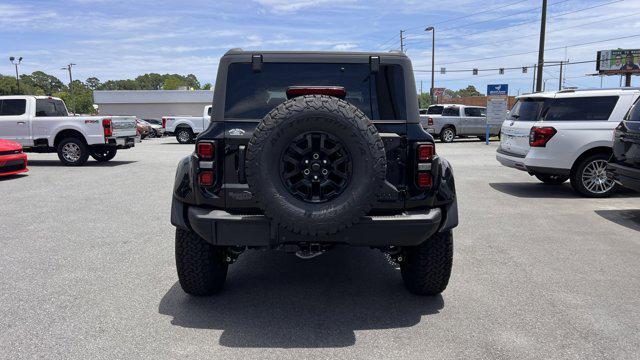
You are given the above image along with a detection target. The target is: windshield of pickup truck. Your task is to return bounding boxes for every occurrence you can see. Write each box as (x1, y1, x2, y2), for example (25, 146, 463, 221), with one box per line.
(224, 62, 406, 120)
(35, 98, 68, 117)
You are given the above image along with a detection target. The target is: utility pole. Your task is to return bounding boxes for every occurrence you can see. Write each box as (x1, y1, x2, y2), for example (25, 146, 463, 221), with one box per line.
(62, 63, 76, 114)
(625, 73, 632, 87)
(9, 56, 23, 93)
(535, 0, 547, 92)
(400, 30, 405, 53)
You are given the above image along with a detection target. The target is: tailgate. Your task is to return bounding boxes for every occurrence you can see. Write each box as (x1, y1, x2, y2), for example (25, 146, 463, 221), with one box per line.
(111, 117, 137, 137)
(499, 119, 534, 156)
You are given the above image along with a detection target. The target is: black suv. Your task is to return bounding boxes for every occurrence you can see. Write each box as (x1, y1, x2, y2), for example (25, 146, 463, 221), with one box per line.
(170, 49, 458, 296)
(608, 97, 640, 192)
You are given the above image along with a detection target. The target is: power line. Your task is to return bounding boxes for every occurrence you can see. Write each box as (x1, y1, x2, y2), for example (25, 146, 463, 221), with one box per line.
(404, 0, 570, 40)
(413, 33, 640, 68)
(409, 10, 640, 55)
(403, 0, 623, 47)
(402, 0, 531, 33)
(413, 59, 597, 73)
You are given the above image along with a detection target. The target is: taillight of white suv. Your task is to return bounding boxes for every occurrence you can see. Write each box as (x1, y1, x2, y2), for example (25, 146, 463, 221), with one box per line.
(529, 126, 556, 147)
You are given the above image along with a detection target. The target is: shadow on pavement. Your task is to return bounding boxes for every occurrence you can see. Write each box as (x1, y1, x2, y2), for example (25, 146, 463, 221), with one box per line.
(27, 160, 137, 167)
(0, 173, 28, 181)
(490, 182, 639, 199)
(159, 247, 444, 348)
(595, 209, 640, 231)
(489, 182, 577, 198)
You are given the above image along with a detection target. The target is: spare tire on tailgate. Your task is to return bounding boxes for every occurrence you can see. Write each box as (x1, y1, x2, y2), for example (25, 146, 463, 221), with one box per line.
(246, 94, 387, 236)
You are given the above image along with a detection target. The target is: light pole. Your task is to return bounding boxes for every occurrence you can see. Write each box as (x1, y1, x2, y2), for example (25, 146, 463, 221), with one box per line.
(425, 26, 435, 103)
(9, 56, 23, 93)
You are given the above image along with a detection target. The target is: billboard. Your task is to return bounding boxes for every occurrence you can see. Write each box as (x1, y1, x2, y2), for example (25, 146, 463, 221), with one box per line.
(597, 49, 640, 74)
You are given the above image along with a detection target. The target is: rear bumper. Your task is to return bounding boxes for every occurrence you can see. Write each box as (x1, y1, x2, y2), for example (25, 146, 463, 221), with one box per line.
(106, 136, 136, 149)
(496, 148, 570, 175)
(607, 162, 640, 192)
(173, 201, 444, 247)
(0, 153, 28, 176)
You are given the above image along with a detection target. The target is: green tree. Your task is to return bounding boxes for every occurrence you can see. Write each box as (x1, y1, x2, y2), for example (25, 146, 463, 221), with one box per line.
(21, 71, 66, 94)
(86, 77, 101, 90)
(162, 75, 186, 90)
(418, 92, 432, 108)
(456, 85, 483, 98)
(135, 73, 164, 90)
(185, 74, 201, 89)
(202, 83, 212, 90)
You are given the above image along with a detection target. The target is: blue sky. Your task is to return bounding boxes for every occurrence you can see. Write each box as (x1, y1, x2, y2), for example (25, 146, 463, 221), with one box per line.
(2, 0, 640, 94)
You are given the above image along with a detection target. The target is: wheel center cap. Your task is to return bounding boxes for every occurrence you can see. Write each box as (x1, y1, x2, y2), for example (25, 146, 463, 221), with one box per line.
(311, 163, 321, 171)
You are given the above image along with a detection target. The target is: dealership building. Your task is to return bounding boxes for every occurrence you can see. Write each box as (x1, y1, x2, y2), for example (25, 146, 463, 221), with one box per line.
(93, 90, 214, 120)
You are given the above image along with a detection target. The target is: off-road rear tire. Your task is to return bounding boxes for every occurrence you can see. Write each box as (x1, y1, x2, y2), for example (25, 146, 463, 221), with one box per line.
(175, 228, 228, 296)
(246, 95, 387, 236)
(176, 128, 194, 144)
(401, 230, 453, 296)
(57, 137, 90, 166)
(535, 173, 569, 185)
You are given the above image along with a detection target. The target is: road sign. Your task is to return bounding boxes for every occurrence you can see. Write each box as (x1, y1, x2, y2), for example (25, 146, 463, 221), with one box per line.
(486, 84, 509, 145)
(433, 87, 446, 97)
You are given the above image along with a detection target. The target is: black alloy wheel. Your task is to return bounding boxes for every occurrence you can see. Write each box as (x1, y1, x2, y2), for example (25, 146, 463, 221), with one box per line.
(280, 131, 352, 203)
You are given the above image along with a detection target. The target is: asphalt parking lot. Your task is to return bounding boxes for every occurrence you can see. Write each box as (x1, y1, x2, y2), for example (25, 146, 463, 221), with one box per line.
(1, 137, 639, 359)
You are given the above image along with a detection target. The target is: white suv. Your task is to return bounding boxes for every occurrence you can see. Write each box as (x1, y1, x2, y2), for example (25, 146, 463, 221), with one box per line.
(496, 88, 640, 197)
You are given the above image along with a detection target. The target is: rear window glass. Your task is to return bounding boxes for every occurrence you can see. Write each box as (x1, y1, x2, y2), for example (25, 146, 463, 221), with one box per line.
(224, 62, 406, 120)
(0, 99, 26, 116)
(544, 96, 618, 121)
(35, 99, 68, 117)
(464, 107, 484, 117)
(442, 107, 459, 116)
(427, 105, 443, 114)
(510, 99, 545, 121)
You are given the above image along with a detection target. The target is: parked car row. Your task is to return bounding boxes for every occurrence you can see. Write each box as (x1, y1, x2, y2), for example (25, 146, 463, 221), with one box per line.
(135, 118, 166, 139)
(161, 105, 212, 144)
(0, 96, 137, 166)
(420, 104, 500, 143)
(496, 87, 640, 197)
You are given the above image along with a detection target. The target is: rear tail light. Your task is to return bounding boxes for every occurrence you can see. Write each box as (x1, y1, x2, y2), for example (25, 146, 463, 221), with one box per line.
(415, 143, 435, 189)
(417, 172, 433, 188)
(427, 117, 434, 126)
(162, 118, 166, 128)
(197, 142, 215, 160)
(198, 171, 215, 186)
(102, 119, 112, 138)
(529, 126, 556, 147)
(417, 144, 435, 161)
(197, 141, 216, 187)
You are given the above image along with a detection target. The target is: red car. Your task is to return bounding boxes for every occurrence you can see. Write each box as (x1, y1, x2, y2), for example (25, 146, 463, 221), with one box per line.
(0, 139, 28, 177)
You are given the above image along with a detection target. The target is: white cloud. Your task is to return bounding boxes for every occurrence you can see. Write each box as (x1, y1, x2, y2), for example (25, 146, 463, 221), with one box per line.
(254, 0, 355, 13)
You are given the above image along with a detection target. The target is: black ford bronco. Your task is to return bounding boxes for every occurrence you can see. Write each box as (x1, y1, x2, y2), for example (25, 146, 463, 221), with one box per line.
(171, 49, 458, 296)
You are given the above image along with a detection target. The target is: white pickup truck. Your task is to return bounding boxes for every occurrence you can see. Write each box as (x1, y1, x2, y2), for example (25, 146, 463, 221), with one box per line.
(0, 96, 137, 166)
(420, 104, 500, 143)
(162, 105, 212, 144)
